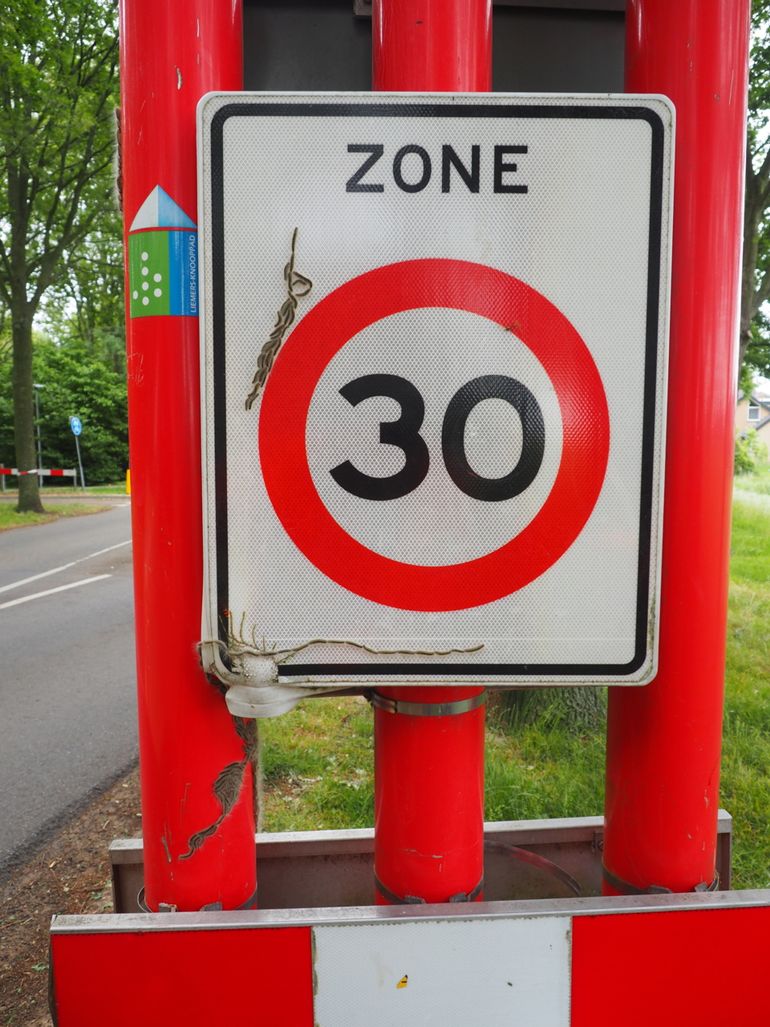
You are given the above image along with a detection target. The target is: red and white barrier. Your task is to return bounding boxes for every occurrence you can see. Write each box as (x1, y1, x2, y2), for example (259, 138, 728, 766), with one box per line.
(0, 468, 77, 478)
(49, 891, 770, 1026)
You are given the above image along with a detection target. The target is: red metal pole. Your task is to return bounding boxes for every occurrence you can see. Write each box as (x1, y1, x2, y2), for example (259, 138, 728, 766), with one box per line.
(371, 0, 491, 906)
(374, 688, 486, 904)
(120, 0, 257, 911)
(603, 0, 750, 895)
(373, 0, 492, 92)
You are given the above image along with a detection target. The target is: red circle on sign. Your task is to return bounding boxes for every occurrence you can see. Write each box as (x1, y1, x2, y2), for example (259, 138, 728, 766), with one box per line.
(259, 259, 609, 612)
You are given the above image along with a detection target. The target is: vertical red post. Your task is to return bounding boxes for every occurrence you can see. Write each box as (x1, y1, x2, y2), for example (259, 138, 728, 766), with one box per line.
(371, 0, 491, 906)
(374, 688, 486, 904)
(120, 0, 257, 911)
(603, 0, 750, 894)
(372, 0, 492, 92)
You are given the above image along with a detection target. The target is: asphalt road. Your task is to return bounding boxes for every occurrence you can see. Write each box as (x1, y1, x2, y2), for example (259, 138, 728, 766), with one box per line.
(0, 500, 137, 873)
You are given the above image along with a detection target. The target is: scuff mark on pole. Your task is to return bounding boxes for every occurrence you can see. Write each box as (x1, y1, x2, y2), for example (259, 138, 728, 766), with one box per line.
(180, 719, 260, 860)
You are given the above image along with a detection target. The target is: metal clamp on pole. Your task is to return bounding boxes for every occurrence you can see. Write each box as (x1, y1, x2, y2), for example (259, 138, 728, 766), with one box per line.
(137, 883, 259, 913)
(374, 873, 485, 905)
(369, 690, 487, 717)
(602, 865, 720, 896)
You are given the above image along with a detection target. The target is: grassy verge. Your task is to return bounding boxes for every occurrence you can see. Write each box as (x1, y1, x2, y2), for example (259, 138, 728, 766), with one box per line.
(721, 500, 770, 887)
(0, 503, 108, 532)
(260, 494, 770, 888)
(734, 466, 770, 496)
(261, 697, 374, 832)
(0, 482, 125, 496)
(78, 483, 126, 494)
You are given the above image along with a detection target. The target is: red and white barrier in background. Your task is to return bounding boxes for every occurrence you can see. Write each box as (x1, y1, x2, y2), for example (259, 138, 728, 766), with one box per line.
(49, 892, 770, 1026)
(0, 468, 77, 478)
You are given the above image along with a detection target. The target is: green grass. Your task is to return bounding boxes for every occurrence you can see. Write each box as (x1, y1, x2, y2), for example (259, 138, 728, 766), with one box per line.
(0, 503, 108, 531)
(484, 712, 605, 823)
(729, 501, 770, 584)
(82, 482, 127, 494)
(260, 495, 770, 889)
(734, 466, 770, 496)
(261, 697, 374, 831)
(720, 499, 770, 887)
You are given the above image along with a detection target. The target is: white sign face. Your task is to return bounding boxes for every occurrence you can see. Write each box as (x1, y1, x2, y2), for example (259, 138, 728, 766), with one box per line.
(198, 93, 673, 686)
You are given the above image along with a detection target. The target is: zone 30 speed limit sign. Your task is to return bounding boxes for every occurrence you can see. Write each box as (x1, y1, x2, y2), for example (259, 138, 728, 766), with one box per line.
(198, 92, 673, 687)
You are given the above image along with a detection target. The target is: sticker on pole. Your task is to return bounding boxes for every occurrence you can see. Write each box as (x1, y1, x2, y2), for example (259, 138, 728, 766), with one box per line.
(198, 93, 674, 686)
(128, 186, 198, 318)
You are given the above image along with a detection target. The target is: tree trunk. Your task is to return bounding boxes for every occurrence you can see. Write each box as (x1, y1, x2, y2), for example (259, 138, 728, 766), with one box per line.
(739, 322, 754, 378)
(12, 309, 43, 513)
(740, 164, 760, 377)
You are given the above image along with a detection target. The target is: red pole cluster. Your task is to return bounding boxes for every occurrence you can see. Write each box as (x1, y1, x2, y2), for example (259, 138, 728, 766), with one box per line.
(603, 0, 750, 895)
(119, 0, 257, 911)
(371, 0, 492, 906)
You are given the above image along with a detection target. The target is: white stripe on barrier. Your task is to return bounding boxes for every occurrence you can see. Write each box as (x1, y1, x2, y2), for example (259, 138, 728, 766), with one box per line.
(312, 916, 571, 1026)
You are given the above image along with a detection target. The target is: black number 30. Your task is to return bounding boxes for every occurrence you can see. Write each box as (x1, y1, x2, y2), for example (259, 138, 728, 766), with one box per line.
(329, 373, 545, 502)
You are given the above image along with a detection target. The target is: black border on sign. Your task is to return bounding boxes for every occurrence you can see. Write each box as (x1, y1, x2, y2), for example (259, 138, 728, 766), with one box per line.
(207, 100, 667, 679)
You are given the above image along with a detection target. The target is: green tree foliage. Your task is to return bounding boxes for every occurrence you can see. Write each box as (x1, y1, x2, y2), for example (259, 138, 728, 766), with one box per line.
(735, 427, 769, 475)
(0, 0, 118, 511)
(42, 217, 126, 375)
(0, 335, 127, 484)
(743, 0, 770, 380)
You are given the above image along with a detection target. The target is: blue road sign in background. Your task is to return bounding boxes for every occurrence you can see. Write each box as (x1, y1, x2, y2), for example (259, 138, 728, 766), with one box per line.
(69, 416, 82, 436)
